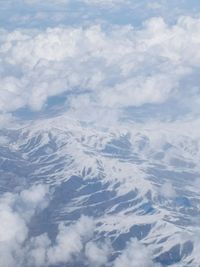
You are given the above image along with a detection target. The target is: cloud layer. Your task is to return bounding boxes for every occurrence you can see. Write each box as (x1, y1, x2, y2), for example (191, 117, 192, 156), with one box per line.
(0, 15, 200, 123)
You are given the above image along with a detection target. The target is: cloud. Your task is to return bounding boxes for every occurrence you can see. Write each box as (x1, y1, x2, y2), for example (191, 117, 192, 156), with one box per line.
(98, 74, 177, 108)
(0, 183, 112, 267)
(0, 1, 200, 266)
(160, 181, 176, 199)
(0, 184, 50, 267)
(1, 181, 156, 267)
(113, 238, 160, 267)
(20, 184, 49, 206)
(26, 215, 111, 267)
(85, 241, 111, 266)
(0, 15, 199, 123)
(23, 0, 128, 7)
(0, 136, 9, 145)
(82, 0, 130, 7)
(46, 216, 95, 265)
(23, 0, 70, 5)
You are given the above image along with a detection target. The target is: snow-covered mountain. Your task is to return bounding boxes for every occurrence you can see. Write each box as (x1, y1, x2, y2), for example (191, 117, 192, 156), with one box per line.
(1, 116, 200, 266)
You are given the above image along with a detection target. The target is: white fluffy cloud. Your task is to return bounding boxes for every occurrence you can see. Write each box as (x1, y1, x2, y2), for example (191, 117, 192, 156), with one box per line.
(0, 182, 160, 267)
(46, 216, 95, 265)
(0, 184, 50, 267)
(0, 15, 200, 122)
(113, 238, 160, 267)
(160, 181, 176, 199)
(0, 184, 111, 267)
(85, 241, 111, 266)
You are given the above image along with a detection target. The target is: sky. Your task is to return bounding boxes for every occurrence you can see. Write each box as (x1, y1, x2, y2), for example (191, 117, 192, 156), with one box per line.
(0, 0, 200, 127)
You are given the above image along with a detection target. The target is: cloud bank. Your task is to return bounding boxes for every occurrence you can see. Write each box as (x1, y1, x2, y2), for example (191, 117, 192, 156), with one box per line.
(0, 15, 200, 123)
